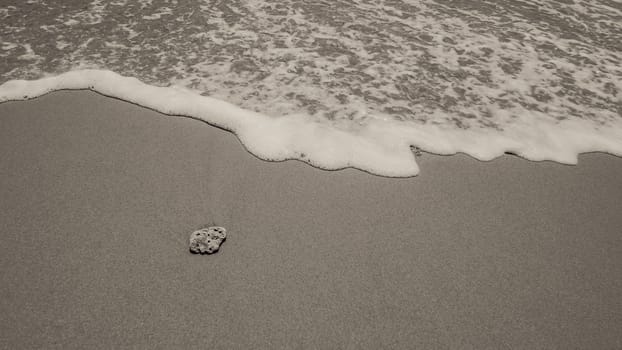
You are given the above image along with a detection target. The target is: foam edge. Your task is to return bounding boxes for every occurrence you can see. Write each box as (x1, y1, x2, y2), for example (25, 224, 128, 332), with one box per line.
(1, 69, 621, 177)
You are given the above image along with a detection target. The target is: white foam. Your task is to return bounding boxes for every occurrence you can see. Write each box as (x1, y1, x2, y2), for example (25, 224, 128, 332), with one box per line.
(16, 44, 43, 61)
(1, 42, 18, 51)
(142, 7, 173, 20)
(1, 69, 622, 177)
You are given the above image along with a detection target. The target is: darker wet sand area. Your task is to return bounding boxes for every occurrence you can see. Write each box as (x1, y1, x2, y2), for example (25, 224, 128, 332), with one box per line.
(1, 91, 621, 349)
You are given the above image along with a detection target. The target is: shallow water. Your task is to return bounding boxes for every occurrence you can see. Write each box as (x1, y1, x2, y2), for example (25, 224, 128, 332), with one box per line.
(1, 0, 621, 175)
(3, 0, 620, 126)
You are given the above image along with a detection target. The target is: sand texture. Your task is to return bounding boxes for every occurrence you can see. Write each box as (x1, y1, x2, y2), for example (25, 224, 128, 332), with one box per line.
(1, 91, 622, 349)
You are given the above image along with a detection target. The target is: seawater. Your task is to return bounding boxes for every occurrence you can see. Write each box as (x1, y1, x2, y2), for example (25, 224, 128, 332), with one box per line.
(1, 0, 621, 176)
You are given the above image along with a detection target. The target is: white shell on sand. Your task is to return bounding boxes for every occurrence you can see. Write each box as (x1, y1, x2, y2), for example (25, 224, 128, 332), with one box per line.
(189, 226, 227, 254)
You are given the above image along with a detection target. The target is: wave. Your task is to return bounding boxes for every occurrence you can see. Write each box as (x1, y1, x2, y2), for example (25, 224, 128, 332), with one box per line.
(2, 69, 621, 177)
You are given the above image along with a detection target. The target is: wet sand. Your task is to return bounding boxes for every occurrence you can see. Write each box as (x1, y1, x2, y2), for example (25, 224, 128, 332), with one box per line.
(1, 91, 621, 349)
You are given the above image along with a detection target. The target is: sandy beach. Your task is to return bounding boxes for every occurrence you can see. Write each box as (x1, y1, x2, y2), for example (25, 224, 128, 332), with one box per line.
(1, 90, 621, 349)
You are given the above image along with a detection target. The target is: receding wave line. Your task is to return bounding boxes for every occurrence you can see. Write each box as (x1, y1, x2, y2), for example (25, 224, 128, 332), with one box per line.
(2, 69, 621, 177)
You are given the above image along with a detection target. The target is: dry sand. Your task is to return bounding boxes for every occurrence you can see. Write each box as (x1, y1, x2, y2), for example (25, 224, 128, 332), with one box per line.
(1, 91, 621, 349)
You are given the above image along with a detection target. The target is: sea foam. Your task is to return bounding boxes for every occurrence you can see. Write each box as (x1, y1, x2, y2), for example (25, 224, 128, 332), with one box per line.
(1, 69, 621, 177)
(2, 1, 622, 176)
